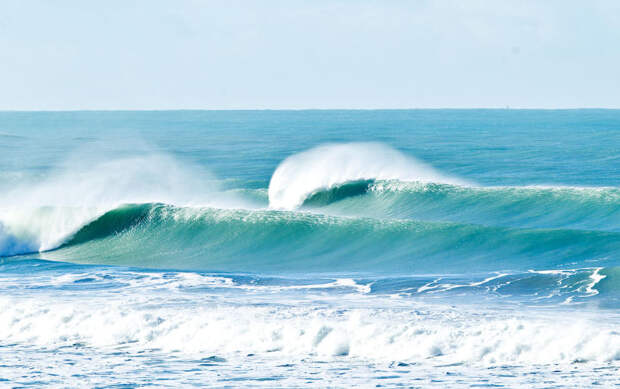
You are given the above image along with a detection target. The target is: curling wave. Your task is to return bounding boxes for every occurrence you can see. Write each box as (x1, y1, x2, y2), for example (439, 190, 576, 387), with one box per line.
(268, 143, 468, 209)
(2, 144, 619, 276)
(9, 203, 616, 274)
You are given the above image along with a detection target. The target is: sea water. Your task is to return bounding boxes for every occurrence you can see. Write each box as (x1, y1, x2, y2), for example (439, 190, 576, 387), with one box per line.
(0, 110, 619, 387)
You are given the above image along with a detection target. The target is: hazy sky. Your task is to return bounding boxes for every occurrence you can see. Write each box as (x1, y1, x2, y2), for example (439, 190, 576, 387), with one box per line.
(1, 0, 619, 110)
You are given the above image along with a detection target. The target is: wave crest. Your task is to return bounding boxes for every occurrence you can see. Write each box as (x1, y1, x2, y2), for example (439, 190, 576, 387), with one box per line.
(268, 143, 468, 209)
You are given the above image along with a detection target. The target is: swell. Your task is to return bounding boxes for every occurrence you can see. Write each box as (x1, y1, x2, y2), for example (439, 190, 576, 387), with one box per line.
(306, 181, 620, 232)
(34, 203, 620, 274)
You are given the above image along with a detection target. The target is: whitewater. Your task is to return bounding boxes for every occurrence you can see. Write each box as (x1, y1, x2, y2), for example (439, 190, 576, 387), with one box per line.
(1, 109, 619, 387)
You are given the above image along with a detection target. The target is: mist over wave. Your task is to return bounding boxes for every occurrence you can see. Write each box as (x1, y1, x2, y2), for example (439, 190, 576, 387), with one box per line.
(268, 143, 468, 209)
(0, 153, 254, 256)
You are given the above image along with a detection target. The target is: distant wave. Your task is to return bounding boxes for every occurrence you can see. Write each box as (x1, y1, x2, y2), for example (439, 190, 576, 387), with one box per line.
(0, 132, 26, 139)
(316, 181, 620, 232)
(268, 143, 468, 209)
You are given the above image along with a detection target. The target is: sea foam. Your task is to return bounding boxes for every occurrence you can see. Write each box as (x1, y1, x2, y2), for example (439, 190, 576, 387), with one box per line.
(1, 291, 617, 365)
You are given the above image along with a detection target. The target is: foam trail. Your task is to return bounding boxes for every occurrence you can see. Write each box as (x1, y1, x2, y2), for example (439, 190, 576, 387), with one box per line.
(268, 143, 468, 209)
(585, 268, 606, 296)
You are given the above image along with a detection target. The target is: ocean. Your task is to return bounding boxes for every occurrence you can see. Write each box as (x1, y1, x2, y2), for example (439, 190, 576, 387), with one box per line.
(0, 109, 619, 387)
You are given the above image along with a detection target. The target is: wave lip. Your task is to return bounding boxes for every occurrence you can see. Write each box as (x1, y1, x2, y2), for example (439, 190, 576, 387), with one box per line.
(268, 143, 468, 210)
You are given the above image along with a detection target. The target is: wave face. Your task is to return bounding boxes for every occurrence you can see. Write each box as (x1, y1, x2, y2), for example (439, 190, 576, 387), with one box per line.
(301, 179, 374, 206)
(13, 201, 614, 278)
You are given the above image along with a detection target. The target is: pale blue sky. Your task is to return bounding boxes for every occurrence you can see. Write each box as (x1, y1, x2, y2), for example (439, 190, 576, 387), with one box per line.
(1, 0, 619, 110)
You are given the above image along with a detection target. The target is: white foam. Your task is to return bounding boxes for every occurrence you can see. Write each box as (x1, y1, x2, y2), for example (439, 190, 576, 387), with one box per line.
(232, 277, 372, 294)
(1, 293, 618, 365)
(585, 268, 607, 296)
(416, 274, 508, 294)
(268, 143, 468, 210)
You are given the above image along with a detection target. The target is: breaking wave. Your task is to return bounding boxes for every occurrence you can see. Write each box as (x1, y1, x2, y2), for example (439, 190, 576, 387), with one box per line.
(1, 143, 618, 277)
(268, 143, 468, 209)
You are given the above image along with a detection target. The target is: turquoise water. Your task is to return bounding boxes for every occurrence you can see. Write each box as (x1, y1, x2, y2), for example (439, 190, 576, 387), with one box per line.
(1, 110, 619, 387)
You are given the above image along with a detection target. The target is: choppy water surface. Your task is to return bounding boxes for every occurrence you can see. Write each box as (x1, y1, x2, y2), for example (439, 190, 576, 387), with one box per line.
(1, 110, 619, 387)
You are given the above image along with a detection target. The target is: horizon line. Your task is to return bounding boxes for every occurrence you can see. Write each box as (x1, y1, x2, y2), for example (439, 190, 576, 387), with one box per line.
(1, 107, 620, 113)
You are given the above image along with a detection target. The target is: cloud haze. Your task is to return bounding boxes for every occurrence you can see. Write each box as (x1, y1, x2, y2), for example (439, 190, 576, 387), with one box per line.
(1, 0, 619, 109)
